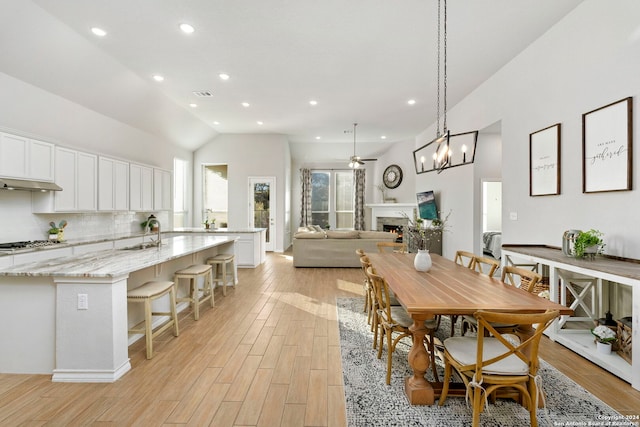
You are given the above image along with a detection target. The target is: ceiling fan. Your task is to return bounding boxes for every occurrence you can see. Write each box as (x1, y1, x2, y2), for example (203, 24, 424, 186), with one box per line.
(347, 123, 377, 168)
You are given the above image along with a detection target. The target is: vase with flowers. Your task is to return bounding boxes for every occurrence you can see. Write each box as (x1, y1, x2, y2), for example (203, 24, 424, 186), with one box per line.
(591, 325, 617, 354)
(401, 210, 451, 272)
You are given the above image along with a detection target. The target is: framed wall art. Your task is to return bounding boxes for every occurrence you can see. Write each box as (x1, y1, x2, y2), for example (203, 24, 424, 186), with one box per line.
(529, 123, 561, 196)
(582, 97, 633, 193)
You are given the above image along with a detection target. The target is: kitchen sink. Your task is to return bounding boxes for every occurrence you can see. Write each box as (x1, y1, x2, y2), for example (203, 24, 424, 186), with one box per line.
(120, 242, 159, 250)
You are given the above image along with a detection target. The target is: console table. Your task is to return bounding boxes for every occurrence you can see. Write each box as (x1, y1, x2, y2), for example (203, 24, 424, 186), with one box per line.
(501, 245, 639, 391)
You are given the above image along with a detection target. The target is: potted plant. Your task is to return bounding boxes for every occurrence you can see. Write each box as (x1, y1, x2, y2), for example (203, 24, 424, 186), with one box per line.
(573, 229, 604, 259)
(591, 325, 616, 354)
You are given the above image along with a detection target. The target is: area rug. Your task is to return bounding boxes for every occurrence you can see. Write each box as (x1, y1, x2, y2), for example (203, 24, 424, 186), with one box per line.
(337, 297, 632, 427)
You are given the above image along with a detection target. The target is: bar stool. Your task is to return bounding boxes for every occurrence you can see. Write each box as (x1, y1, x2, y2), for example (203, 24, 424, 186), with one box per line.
(206, 254, 236, 296)
(174, 264, 214, 320)
(127, 280, 179, 359)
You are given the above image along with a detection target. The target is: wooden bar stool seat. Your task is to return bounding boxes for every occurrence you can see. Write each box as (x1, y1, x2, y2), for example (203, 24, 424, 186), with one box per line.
(206, 254, 236, 296)
(127, 280, 179, 359)
(174, 264, 214, 320)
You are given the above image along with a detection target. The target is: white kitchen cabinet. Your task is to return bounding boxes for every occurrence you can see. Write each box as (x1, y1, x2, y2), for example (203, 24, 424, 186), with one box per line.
(153, 168, 172, 211)
(98, 156, 129, 211)
(0, 132, 54, 181)
(32, 147, 97, 212)
(130, 163, 153, 211)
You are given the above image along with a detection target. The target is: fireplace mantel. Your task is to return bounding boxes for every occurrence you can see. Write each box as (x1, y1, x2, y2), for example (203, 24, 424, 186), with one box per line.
(366, 203, 417, 230)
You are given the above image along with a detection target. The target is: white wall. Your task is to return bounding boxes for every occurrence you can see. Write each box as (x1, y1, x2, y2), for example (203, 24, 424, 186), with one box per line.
(415, 1, 640, 260)
(194, 134, 291, 252)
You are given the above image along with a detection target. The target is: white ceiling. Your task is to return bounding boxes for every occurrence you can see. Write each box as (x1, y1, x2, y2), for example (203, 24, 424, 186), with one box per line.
(2, 0, 582, 161)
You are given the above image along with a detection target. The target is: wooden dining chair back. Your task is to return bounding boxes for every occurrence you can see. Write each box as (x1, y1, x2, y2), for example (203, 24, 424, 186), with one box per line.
(501, 265, 543, 293)
(454, 250, 475, 268)
(439, 309, 560, 427)
(377, 241, 407, 254)
(449, 250, 478, 336)
(366, 266, 439, 385)
(358, 254, 376, 330)
(471, 255, 500, 277)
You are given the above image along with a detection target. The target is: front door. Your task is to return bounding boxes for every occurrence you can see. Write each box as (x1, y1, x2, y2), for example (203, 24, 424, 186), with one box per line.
(249, 177, 275, 251)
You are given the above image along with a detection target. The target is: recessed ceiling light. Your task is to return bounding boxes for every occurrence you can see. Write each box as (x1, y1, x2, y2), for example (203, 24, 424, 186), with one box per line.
(213, 121, 220, 125)
(241, 102, 250, 108)
(315, 136, 321, 140)
(381, 135, 387, 140)
(257, 121, 264, 125)
(219, 73, 230, 81)
(189, 103, 197, 108)
(179, 23, 195, 34)
(91, 27, 107, 37)
(407, 99, 416, 105)
(309, 100, 318, 106)
(152, 74, 164, 82)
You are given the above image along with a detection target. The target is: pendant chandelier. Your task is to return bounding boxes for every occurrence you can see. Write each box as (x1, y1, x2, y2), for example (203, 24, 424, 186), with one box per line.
(433, 0, 450, 174)
(412, 0, 478, 175)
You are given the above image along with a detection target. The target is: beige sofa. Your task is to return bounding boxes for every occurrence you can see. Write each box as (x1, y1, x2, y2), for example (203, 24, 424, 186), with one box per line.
(292, 228, 398, 267)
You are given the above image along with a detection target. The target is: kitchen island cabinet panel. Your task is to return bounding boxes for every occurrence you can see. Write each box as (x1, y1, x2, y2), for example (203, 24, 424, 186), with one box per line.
(0, 235, 236, 382)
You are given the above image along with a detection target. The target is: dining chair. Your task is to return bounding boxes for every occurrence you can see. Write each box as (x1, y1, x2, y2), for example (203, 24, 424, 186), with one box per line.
(471, 255, 500, 277)
(449, 250, 478, 336)
(377, 241, 407, 253)
(357, 253, 375, 329)
(439, 309, 560, 427)
(454, 250, 475, 268)
(366, 267, 439, 385)
(461, 266, 543, 336)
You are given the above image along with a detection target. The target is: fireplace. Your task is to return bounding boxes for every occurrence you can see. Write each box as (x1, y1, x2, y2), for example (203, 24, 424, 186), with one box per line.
(383, 224, 403, 243)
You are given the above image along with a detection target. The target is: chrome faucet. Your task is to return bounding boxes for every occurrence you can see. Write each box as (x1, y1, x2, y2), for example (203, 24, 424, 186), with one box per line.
(145, 214, 161, 247)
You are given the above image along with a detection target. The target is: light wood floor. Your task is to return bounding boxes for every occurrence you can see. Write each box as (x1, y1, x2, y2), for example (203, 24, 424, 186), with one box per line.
(1, 252, 638, 426)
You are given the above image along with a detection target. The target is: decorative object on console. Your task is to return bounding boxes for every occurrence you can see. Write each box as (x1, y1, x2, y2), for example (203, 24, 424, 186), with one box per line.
(562, 229, 582, 257)
(401, 209, 450, 254)
(591, 325, 616, 355)
(572, 229, 604, 259)
(382, 164, 403, 189)
(582, 97, 632, 193)
(530, 123, 561, 196)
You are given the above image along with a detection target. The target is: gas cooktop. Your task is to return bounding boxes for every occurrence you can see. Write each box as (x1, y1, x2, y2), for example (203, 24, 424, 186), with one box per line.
(0, 240, 61, 251)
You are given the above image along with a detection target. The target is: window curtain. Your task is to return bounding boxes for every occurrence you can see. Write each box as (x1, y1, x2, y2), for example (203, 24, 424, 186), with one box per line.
(354, 168, 366, 230)
(300, 168, 312, 226)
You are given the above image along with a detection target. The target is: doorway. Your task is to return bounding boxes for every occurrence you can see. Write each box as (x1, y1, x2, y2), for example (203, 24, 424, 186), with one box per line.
(249, 177, 275, 251)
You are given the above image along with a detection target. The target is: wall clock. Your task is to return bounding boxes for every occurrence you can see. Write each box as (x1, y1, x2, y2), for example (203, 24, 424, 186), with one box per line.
(383, 164, 403, 189)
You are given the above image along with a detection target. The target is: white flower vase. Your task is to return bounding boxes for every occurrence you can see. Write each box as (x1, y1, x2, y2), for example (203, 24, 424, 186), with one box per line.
(414, 249, 432, 272)
(596, 341, 612, 355)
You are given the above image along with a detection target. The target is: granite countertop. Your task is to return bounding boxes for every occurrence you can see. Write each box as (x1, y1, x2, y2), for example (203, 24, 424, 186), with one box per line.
(173, 227, 267, 233)
(0, 234, 236, 278)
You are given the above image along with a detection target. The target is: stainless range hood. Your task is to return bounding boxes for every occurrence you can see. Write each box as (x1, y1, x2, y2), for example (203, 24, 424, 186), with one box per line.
(0, 177, 62, 192)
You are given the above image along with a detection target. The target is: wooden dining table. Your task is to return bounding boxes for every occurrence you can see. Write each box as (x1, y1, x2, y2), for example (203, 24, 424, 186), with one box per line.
(367, 252, 574, 405)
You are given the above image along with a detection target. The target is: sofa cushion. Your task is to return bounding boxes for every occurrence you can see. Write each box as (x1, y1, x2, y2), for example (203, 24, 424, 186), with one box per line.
(294, 231, 326, 239)
(326, 230, 360, 239)
(359, 231, 398, 240)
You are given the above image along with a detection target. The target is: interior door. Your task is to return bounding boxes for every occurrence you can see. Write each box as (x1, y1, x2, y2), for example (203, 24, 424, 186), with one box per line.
(249, 177, 275, 251)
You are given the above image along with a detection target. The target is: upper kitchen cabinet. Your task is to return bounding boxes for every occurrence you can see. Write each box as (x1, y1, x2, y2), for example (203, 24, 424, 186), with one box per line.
(130, 163, 153, 211)
(33, 147, 97, 212)
(0, 132, 55, 181)
(98, 156, 129, 211)
(154, 168, 172, 211)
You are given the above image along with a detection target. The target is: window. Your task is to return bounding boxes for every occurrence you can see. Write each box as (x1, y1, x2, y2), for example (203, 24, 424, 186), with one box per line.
(204, 164, 228, 227)
(173, 158, 189, 227)
(311, 170, 354, 229)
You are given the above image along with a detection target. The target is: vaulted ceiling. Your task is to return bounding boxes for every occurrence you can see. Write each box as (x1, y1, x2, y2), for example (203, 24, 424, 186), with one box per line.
(1, 0, 582, 161)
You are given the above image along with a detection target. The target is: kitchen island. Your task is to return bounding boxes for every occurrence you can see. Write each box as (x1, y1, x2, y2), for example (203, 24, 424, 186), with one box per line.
(0, 234, 236, 382)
